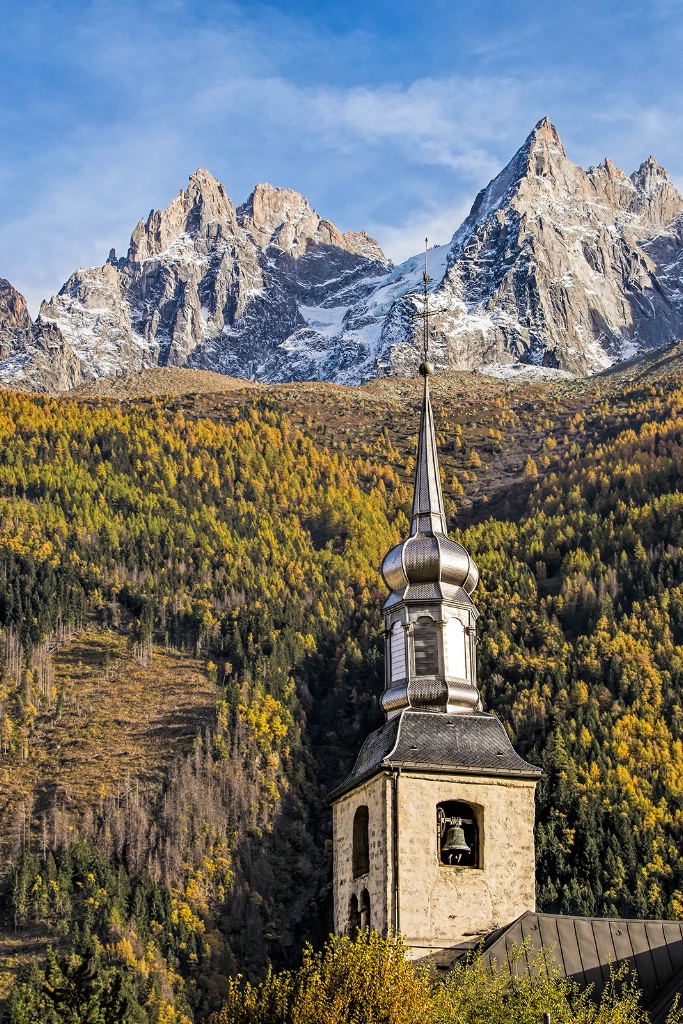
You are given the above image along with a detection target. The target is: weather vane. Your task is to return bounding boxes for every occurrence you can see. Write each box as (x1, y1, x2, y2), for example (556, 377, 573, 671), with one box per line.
(413, 237, 445, 376)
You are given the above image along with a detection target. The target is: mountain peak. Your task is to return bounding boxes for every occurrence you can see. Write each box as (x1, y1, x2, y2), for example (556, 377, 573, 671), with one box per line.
(461, 117, 569, 231)
(0, 278, 32, 334)
(236, 183, 386, 261)
(236, 183, 326, 255)
(601, 156, 629, 180)
(127, 169, 236, 263)
(524, 116, 567, 169)
(184, 168, 233, 211)
(631, 155, 670, 192)
(188, 167, 222, 188)
(628, 155, 683, 228)
(530, 115, 564, 148)
(238, 183, 312, 231)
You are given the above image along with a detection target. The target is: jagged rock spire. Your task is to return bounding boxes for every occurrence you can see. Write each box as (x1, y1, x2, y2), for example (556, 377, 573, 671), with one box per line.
(411, 367, 448, 536)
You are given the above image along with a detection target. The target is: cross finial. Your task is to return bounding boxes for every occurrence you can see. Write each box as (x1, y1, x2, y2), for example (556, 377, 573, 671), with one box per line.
(419, 238, 435, 377)
(422, 237, 430, 364)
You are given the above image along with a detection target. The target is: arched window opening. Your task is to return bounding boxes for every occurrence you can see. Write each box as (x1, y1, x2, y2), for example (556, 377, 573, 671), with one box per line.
(352, 806, 370, 878)
(437, 800, 479, 868)
(445, 617, 466, 678)
(390, 622, 406, 682)
(413, 616, 439, 676)
(349, 894, 361, 937)
(360, 889, 371, 931)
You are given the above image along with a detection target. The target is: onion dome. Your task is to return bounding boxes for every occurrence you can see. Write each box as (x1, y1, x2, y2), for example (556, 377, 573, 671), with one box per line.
(381, 364, 479, 600)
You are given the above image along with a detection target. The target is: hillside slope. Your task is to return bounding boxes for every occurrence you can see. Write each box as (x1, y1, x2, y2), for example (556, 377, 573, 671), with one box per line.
(0, 630, 215, 860)
(4, 360, 683, 1018)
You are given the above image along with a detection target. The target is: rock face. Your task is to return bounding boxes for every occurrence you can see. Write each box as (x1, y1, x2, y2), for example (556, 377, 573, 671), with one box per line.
(0, 278, 33, 364)
(0, 278, 83, 392)
(0, 284, 82, 393)
(29, 171, 391, 386)
(4, 119, 683, 390)
(409, 118, 683, 374)
(0, 279, 32, 340)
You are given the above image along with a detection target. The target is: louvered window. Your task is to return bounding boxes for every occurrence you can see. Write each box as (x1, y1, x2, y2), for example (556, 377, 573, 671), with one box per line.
(390, 623, 406, 681)
(413, 616, 439, 676)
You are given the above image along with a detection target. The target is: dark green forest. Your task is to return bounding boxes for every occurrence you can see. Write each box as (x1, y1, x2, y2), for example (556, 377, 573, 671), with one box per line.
(2, 373, 683, 1021)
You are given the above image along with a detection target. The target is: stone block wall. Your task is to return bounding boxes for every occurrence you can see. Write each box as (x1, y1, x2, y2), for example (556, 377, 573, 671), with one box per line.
(394, 772, 537, 955)
(332, 772, 393, 937)
(332, 769, 537, 956)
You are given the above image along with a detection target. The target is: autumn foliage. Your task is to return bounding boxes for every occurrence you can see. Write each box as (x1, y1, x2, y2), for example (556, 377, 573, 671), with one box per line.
(209, 930, 664, 1024)
(3, 375, 683, 1018)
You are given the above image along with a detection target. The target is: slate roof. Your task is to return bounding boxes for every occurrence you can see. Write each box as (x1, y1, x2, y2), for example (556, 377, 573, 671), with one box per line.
(477, 911, 683, 1024)
(328, 710, 541, 801)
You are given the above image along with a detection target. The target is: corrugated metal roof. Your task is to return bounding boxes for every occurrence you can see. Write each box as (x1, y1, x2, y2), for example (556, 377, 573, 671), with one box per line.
(478, 911, 683, 1023)
(328, 710, 541, 801)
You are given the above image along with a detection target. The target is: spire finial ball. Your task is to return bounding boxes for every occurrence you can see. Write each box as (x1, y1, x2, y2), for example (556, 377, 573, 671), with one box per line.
(419, 361, 435, 377)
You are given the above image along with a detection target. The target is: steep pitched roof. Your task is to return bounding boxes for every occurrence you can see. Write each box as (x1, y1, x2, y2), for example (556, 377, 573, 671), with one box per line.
(478, 911, 683, 1024)
(328, 710, 541, 801)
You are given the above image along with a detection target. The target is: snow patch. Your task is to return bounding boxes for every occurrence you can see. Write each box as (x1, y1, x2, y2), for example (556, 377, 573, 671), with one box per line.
(298, 303, 350, 339)
(481, 362, 576, 381)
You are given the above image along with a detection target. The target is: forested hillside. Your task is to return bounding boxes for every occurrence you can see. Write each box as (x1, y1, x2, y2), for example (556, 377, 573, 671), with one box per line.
(3, 357, 683, 1020)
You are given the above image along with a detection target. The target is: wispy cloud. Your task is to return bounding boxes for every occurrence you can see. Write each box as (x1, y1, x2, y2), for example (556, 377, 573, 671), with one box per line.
(2, 0, 683, 314)
(0, 59, 539, 312)
(368, 200, 475, 265)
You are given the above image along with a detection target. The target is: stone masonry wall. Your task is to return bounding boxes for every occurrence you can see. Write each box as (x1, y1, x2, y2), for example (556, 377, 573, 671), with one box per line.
(332, 773, 393, 937)
(332, 769, 537, 954)
(393, 773, 537, 955)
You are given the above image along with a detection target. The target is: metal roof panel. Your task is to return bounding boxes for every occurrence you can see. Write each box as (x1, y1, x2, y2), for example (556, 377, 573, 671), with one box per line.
(477, 912, 683, 1017)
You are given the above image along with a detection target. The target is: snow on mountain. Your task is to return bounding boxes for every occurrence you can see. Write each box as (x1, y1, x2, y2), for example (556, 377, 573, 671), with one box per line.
(17, 172, 393, 388)
(3, 118, 683, 391)
(421, 117, 683, 374)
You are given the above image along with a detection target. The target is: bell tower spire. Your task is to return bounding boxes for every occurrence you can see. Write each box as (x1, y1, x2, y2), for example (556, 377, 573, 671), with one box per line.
(411, 238, 447, 536)
(411, 370, 448, 536)
(380, 241, 479, 716)
(329, 238, 540, 963)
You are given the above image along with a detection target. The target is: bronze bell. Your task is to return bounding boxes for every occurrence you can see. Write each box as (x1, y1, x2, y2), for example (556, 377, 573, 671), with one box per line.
(442, 824, 470, 853)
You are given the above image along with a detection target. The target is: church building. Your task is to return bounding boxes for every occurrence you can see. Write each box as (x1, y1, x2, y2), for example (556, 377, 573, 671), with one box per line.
(329, 361, 683, 1021)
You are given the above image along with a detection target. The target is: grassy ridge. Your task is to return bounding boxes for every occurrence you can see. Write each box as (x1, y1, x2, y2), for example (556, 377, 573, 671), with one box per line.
(0, 629, 214, 857)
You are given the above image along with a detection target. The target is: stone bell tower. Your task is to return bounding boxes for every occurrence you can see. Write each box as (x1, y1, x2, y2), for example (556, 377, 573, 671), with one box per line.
(329, 361, 541, 961)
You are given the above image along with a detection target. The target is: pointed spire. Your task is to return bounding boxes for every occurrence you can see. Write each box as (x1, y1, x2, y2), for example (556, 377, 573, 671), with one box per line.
(379, 354, 481, 719)
(410, 237, 447, 536)
(411, 368, 447, 536)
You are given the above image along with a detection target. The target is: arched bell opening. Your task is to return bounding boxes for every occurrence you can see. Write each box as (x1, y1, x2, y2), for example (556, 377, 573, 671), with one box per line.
(349, 893, 361, 937)
(437, 800, 479, 868)
(360, 889, 371, 931)
(352, 805, 369, 878)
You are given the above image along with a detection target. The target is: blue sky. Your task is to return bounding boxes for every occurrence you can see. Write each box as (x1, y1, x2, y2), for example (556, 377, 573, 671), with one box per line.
(2, 0, 683, 313)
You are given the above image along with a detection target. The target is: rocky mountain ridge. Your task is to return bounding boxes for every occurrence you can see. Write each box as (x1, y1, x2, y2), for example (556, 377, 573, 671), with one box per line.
(3, 117, 683, 391)
(422, 119, 683, 373)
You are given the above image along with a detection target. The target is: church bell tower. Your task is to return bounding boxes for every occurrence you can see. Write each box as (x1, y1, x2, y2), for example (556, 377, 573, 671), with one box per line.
(329, 248, 541, 959)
